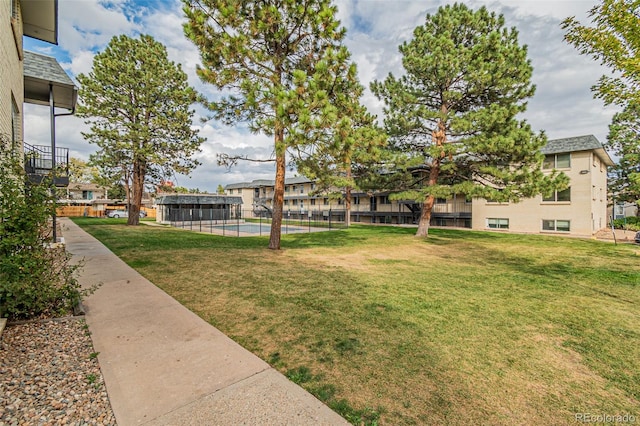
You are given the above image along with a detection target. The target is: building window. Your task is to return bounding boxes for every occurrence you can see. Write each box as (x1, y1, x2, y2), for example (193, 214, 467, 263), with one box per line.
(543, 187, 571, 202)
(487, 218, 509, 229)
(323, 198, 329, 205)
(11, 0, 19, 18)
(380, 195, 390, 204)
(543, 153, 571, 169)
(285, 186, 290, 193)
(292, 199, 298, 206)
(353, 196, 360, 205)
(11, 95, 20, 149)
(310, 199, 316, 206)
(435, 197, 447, 204)
(284, 200, 289, 206)
(542, 219, 570, 232)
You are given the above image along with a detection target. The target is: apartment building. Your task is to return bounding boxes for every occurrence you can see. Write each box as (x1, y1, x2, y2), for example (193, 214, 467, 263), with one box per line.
(472, 135, 613, 236)
(225, 135, 613, 237)
(225, 174, 471, 226)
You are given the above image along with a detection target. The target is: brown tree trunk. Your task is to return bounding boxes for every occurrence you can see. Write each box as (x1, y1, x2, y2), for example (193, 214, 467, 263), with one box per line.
(416, 117, 446, 237)
(416, 194, 435, 237)
(128, 159, 145, 226)
(269, 125, 285, 250)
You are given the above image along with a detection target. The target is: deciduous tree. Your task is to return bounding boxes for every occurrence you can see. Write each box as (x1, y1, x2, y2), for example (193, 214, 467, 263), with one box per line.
(562, 0, 640, 108)
(77, 34, 204, 225)
(371, 3, 565, 237)
(183, 0, 355, 249)
(68, 158, 99, 184)
(607, 102, 640, 210)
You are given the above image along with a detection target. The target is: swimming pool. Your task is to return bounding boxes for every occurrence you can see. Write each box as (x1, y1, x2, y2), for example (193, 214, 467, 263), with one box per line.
(210, 222, 310, 234)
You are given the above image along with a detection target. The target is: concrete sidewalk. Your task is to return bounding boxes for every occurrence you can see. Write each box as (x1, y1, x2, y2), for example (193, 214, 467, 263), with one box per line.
(61, 218, 348, 426)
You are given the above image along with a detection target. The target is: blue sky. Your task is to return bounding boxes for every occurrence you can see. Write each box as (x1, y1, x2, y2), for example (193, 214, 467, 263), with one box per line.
(23, 0, 618, 192)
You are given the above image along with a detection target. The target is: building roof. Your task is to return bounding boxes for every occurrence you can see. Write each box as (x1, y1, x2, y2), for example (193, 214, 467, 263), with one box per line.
(225, 182, 252, 190)
(21, 0, 58, 44)
(24, 51, 77, 110)
(156, 194, 243, 205)
(543, 135, 614, 166)
(225, 176, 313, 190)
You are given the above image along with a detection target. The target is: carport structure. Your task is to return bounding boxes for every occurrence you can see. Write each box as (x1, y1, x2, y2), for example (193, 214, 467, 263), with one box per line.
(156, 194, 243, 225)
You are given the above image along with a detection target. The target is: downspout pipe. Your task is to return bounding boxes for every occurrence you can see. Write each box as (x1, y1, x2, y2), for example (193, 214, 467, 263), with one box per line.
(49, 84, 77, 243)
(50, 84, 57, 243)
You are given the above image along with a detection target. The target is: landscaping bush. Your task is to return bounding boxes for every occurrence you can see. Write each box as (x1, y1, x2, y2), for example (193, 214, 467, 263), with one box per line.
(0, 142, 89, 320)
(612, 215, 640, 231)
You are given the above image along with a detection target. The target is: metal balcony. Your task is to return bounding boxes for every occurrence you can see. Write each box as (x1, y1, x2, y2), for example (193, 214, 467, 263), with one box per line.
(24, 143, 69, 187)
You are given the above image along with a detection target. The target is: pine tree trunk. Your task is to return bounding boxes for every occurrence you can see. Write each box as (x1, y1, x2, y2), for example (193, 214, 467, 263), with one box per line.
(128, 160, 145, 226)
(416, 195, 435, 236)
(269, 126, 285, 250)
(416, 117, 446, 237)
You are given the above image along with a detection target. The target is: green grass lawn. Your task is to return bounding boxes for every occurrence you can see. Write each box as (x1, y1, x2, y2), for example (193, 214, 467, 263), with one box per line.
(72, 218, 640, 425)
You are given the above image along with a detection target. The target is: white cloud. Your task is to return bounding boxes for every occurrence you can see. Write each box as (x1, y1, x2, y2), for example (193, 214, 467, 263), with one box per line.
(65, 50, 96, 77)
(58, 0, 139, 53)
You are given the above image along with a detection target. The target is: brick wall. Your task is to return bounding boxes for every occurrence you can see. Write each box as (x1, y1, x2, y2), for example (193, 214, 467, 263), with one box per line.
(0, 1, 24, 150)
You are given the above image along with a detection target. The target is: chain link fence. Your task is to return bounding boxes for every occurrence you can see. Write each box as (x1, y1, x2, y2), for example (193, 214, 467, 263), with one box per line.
(166, 207, 348, 236)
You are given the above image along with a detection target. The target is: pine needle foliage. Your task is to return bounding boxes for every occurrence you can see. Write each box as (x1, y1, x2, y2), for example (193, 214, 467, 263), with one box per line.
(371, 3, 566, 236)
(183, 0, 368, 248)
(76, 34, 204, 226)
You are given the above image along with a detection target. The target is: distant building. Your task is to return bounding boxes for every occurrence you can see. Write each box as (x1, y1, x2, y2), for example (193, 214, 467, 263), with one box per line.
(225, 135, 614, 237)
(63, 183, 109, 201)
(472, 135, 613, 236)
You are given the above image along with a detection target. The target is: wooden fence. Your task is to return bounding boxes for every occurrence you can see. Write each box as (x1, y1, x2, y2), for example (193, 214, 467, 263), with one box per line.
(56, 205, 156, 219)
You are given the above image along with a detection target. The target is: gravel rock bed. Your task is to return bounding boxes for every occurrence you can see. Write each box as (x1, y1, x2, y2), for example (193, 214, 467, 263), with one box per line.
(0, 318, 116, 425)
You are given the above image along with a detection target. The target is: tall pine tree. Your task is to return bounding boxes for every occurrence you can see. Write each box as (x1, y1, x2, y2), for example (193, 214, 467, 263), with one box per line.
(371, 3, 565, 237)
(183, 0, 356, 249)
(295, 48, 387, 228)
(77, 34, 204, 225)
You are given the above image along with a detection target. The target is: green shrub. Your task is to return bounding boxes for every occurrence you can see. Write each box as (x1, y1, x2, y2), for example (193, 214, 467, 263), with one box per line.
(612, 216, 640, 231)
(0, 142, 91, 319)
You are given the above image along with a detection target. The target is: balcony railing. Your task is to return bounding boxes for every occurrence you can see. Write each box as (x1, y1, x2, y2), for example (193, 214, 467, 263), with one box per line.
(24, 143, 69, 187)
